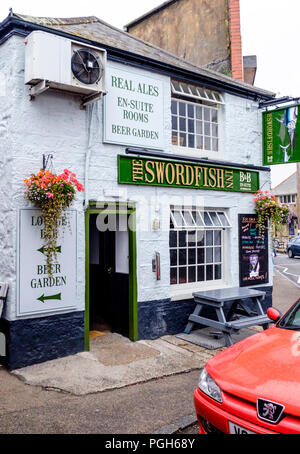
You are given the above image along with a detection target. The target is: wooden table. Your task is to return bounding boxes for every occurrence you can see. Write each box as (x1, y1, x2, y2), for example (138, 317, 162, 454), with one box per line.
(184, 287, 270, 347)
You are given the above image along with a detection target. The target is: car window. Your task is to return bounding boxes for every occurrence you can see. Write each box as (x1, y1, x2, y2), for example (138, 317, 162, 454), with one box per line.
(295, 239, 300, 245)
(278, 301, 300, 330)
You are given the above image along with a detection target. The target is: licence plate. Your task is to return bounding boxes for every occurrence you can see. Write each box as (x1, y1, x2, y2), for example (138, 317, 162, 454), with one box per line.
(228, 421, 256, 434)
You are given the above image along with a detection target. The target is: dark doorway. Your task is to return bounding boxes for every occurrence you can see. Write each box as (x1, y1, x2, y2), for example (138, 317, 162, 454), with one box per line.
(89, 213, 129, 337)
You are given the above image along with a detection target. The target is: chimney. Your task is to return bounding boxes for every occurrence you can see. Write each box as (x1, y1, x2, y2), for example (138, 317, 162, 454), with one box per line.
(229, 0, 244, 81)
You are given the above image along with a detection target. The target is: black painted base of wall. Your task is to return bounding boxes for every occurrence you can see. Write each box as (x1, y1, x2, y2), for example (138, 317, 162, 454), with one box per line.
(138, 286, 273, 340)
(0, 311, 85, 370)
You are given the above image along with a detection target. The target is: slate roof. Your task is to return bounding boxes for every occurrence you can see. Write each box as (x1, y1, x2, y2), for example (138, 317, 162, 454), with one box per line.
(6, 12, 274, 100)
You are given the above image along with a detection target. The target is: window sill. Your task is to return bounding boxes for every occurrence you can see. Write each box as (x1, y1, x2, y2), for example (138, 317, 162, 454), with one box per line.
(170, 282, 230, 301)
(170, 146, 220, 161)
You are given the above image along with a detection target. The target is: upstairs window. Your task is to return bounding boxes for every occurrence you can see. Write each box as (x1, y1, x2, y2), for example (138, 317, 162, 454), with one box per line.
(171, 81, 224, 153)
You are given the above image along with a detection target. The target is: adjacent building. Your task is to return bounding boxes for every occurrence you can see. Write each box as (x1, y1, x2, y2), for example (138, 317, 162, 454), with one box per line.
(272, 172, 298, 241)
(125, 0, 257, 84)
(0, 11, 274, 369)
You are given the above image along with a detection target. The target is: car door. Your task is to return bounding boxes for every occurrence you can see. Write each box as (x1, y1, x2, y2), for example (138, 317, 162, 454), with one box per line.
(293, 238, 300, 256)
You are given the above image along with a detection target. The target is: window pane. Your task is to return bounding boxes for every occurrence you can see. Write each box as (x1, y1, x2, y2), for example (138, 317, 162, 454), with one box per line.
(181, 82, 191, 94)
(206, 230, 213, 245)
(196, 106, 202, 119)
(179, 249, 187, 265)
(196, 135, 203, 149)
(204, 122, 211, 136)
(179, 102, 186, 116)
(214, 247, 221, 262)
(188, 266, 196, 283)
(192, 210, 204, 226)
(188, 230, 196, 246)
(180, 133, 187, 147)
(209, 212, 221, 226)
(188, 135, 195, 148)
(204, 212, 213, 227)
(179, 230, 187, 246)
(172, 81, 181, 91)
(211, 109, 218, 123)
(215, 264, 222, 280)
(212, 124, 218, 137)
(212, 138, 218, 151)
(196, 121, 202, 134)
(172, 116, 178, 130)
(169, 230, 177, 247)
(170, 249, 177, 267)
(204, 137, 211, 150)
(179, 267, 187, 284)
(179, 117, 186, 132)
(214, 230, 221, 246)
(197, 248, 204, 264)
(196, 230, 205, 246)
(197, 265, 205, 281)
(172, 133, 178, 146)
(188, 119, 194, 133)
(188, 104, 194, 118)
(173, 211, 184, 228)
(188, 248, 196, 265)
(170, 268, 177, 285)
(206, 247, 213, 263)
(183, 210, 194, 226)
(217, 212, 230, 227)
(204, 107, 210, 121)
(206, 265, 213, 280)
(171, 100, 178, 114)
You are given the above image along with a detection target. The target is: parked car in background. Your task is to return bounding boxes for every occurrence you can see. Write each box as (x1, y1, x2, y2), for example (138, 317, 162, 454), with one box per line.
(286, 237, 300, 258)
(194, 299, 300, 434)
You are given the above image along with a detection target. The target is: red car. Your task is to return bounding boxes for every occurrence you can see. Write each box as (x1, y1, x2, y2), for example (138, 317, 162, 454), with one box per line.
(194, 299, 300, 434)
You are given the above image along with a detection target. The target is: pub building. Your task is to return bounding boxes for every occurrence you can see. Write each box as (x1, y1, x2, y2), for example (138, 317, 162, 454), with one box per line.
(0, 12, 275, 369)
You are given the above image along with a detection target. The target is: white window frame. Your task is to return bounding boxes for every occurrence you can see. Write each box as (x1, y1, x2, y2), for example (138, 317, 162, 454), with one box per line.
(169, 207, 231, 300)
(171, 80, 224, 160)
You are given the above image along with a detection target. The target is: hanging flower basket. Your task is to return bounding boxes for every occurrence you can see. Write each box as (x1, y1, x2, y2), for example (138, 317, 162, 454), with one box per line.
(254, 190, 293, 232)
(24, 168, 84, 275)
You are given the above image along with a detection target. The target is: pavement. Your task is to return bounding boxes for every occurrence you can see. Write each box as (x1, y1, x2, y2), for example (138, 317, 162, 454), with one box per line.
(1, 253, 299, 434)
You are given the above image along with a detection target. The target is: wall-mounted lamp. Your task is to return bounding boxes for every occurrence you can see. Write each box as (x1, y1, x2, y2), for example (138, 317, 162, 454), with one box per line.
(43, 154, 53, 170)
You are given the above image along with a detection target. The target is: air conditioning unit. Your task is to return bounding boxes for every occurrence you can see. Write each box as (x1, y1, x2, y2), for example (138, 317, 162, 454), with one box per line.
(24, 31, 106, 104)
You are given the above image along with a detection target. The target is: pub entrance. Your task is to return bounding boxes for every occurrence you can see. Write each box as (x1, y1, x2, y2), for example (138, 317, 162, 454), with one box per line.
(85, 203, 137, 349)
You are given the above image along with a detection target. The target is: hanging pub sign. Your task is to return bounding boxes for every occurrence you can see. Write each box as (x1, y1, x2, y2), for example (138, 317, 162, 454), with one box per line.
(17, 209, 77, 316)
(238, 214, 269, 287)
(103, 63, 165, 150)
(262, 104, 300, 165)
(118, 155, 260, 193)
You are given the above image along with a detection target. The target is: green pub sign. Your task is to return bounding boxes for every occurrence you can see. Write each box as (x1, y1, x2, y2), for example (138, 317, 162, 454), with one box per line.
(118, 155, 259, 193)
(263, 104, 300, 165)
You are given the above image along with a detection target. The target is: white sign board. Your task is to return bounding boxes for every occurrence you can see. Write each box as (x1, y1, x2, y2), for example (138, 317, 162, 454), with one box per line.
(17, 209, 77, 316)
(104, 63, 165, 149)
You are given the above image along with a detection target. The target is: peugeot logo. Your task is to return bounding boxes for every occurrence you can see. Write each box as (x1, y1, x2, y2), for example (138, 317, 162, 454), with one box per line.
(257, 398, 285, 424)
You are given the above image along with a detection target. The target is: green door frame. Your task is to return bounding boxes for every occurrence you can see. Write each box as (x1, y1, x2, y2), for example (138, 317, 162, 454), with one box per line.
(84, 202, 137, 350)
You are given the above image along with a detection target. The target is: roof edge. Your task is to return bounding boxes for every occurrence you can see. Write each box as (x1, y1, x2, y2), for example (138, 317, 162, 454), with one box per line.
(0, 14, 275, 101)
(124, 0, 179, 30)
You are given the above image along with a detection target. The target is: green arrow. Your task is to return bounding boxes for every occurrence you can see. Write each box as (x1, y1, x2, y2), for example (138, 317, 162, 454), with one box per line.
(37, 246, 62, 255)
(37, 293, 62, 303)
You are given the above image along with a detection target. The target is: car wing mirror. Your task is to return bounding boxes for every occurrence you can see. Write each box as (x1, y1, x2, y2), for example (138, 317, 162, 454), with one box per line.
(267, 307, 282, 322)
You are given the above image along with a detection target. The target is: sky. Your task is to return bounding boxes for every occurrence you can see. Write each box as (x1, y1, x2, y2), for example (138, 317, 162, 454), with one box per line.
(0, 0, 298, 187)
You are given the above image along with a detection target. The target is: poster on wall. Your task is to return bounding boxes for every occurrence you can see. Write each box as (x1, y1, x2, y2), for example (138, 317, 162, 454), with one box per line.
(263, 104, 300, 165)
(103, 63, 165, 150)
(17, 209, 77, 316)
(238, 214, 269, 287)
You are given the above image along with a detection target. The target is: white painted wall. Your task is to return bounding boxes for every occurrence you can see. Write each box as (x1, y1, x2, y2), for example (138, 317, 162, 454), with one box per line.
(0, 35, 272, 321)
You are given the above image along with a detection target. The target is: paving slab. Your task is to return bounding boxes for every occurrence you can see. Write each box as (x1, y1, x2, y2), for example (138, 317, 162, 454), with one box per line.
(12, 333, 218, 396)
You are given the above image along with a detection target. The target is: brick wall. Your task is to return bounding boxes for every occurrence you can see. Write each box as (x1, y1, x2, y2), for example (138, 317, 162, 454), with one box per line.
(229, 0, 244, 80)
